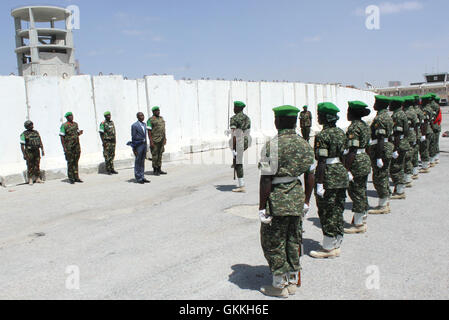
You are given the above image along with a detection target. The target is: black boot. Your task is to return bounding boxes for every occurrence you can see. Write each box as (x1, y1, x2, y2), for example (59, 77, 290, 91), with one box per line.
(153, 167, 160, 176)
(159, 167, 167, 175)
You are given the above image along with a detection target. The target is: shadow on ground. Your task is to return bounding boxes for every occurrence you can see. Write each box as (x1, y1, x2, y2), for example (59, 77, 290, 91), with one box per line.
(215, 185, 236, 192)
(302, 238, 322, 255)
(228, 264, 271, 291)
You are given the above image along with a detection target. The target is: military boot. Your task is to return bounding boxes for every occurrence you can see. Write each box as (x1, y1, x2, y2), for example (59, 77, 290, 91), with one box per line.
(345, 212, 367, 234)
(419, 162, 430, 173)
(159, 167, 167, 175)
(36, 177, 44, 184)
(310, 248, 341, 259)
(368, 198, 390, 214)
(260, 274, 289, 298)
(153, 167, 160, 176)
(391, 185, 406, 200)
(232, 178, 246, 193)
(28, 178, 34, 185)
(286, 271, 299, 295)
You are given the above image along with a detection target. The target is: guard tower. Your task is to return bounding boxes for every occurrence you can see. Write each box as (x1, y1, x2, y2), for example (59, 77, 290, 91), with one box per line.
(11, 6, 76, 76)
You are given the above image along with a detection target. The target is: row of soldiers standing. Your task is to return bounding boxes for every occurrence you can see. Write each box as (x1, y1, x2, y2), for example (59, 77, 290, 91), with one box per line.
(19, 108, 167, 185)
(226, 93, 443, 298)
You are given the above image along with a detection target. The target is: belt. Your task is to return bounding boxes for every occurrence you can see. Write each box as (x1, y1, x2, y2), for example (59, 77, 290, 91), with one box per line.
(370, 138, 389, 145)
(356, 149, 366, 154)
(272, 176, 299, 185)
(326, 158, 341, 165)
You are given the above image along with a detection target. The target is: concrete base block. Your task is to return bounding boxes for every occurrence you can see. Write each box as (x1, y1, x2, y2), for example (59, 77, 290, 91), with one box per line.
(0, 173, 26, 187)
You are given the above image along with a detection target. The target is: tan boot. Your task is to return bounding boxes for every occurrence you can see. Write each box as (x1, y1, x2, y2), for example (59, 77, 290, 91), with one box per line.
(344, 224, 367, 234)
(412, 175, 419, 180)
(430, 163, 436, 168)
(310, 248, 341, 259)
(368, 206, 390, 215)
(232, 187, 246, 193)
(391, 193, 406, 200)
(405, 182, 413, 188)
(287, 284, 297, 295)
(419, 168, 430, 173)
(260, 285, 289, 298)
(36, 178, 44, 184)
(28, 178, 34, 185)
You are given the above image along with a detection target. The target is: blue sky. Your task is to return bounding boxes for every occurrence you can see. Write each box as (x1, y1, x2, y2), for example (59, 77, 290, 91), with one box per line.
(1, 0, 448, 88)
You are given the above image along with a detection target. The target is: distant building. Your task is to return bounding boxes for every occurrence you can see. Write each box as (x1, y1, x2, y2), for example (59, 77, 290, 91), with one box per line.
(375, 72, 449, 105)
(11, 6, 76, 77)
(388, 81, 402, 87)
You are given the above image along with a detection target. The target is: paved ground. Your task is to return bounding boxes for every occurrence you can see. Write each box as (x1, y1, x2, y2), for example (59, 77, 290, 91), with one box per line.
(1, 113, 448, 300)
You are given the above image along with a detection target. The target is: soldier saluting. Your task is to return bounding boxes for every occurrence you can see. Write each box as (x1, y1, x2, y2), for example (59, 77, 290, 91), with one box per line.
(20, 120, 45, 185)
(60, 112, 84, 184)
(99, 111, 118, 175)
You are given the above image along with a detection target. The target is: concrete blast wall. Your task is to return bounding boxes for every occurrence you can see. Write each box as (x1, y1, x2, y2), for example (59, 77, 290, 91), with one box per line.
(0, 75, 376, 185)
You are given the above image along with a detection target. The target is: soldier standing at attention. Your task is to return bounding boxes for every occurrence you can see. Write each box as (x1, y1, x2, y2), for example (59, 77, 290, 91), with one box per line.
(429, 94, 441, 166)
(389, 97, 410, 200)
(433, 96, 442, 164)
(418, 94, 435, 173)
(311, 102, 348, 259)
(147, 106, 167, 176)
(299, 105, 312, 142)
(403, 96, 419, 187)
(258, 105, 315, 298)
(99, 111, 118, 175)
(343, 101, 371, 234)
(60, 112, 84, 184)
(230, 101, 251, 193)
(20, 120, 45, 185)
(413, 95, 424, 179)
(368, 96, 394, 215)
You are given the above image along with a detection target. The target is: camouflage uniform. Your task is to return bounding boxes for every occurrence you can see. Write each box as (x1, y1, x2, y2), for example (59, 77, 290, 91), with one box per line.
(20, 130, 43, 180)
(404, 104, 419, 177)
(419, 103, 435, 164)
(147, 115, 166, 169)
(299, 111, 312, 141)
(390, 108, 410, 187)
(314, 125, 348, 241)
(346, 120, 371, 214)
(414, 105, 425, 169)
(429, 100, 441, 160)
(369, 109, 394, 199)
(99, 119, 116, 173)
(259, 129, 314, 276)
(60, 122, 81, 181)
(230, 111, 251, 178)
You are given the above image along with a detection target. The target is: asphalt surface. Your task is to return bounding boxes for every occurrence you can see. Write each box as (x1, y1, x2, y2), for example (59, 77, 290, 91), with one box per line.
(1, 114, 448, 300)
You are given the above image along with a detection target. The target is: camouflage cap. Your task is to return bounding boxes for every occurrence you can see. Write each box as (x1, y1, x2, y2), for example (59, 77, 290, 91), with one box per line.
(318, 102, 340, 115)
(272, 105, 300, 117)
(348, 101, 368, 110)
(234, 101, 246, 108)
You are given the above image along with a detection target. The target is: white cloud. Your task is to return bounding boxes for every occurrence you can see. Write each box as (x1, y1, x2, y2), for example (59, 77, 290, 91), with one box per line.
(303, 36, 321, 43)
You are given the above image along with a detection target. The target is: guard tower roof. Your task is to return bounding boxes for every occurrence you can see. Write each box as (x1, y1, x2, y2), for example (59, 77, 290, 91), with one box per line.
(11, 6, 70, 22)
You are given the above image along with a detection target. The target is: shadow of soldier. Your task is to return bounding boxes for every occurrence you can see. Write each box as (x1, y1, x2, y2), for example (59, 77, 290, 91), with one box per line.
(228, 264, 271, 291)
(302, 238, 322, 255)
(215, 185, 236, 192)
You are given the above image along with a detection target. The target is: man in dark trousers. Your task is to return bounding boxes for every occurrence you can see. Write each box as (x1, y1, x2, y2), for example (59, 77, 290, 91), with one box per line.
(300, 106, 312, 142)
(130, 112, 150, 184)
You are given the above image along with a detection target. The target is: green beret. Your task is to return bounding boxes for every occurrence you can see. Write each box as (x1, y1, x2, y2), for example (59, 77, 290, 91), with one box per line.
(403, 96, 415, 103)
(65, 112, 73, 118)
(303, 105, 308, 109)
(429, 93, 437, 97)
(152, 106, 160, 112)
(421, 94, 433, 100)
(234, 101, 246, 108)
(348, 101, 368, 109)
(318, 102, 340, 115)
(375, 95, 391, 103)
(413, 94, 420, 99)
(104, 111, 111, 116)
(390, 96, 404, 104)
(435, 96, 441, 102)
(272, 105, 300, 117)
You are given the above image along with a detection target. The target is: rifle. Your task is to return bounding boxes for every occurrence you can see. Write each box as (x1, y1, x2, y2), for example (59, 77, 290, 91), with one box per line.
(233, 155, 236, 180)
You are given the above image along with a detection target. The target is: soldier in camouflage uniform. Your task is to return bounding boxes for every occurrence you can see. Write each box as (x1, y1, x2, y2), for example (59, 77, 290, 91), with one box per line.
(60, 112, 84, 184)
(20, 120, 45, 185)
(429, 94, 441, 166)
(418, 94, 435, 173)
(99, 111, 118, 175)
(403, 96, 419, 187)
(230, 101, 251, 192)
(311, 102, 348, 259)
(147, 106, 167, 176)
(368, 95, 394, 215)
(258, 105, 314, 298)
(299, 106, 312, 142)
(389, 97, 410, 200)
(343, 101, 371, 234)
(413, 95, 424, 179)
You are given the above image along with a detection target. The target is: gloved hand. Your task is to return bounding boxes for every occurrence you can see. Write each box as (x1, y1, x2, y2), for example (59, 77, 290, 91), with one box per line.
(343, 149, 349, 156)
(348, 171, 354, 182)
(392, 151, 399, 159)
(303, 203, 310, 216)
(377, 158, 384, 168)
(316, 184, 325, 198)
(259, 209, 273, 224)
(232, 150, 238, 157)
(420, 136, 426, 142)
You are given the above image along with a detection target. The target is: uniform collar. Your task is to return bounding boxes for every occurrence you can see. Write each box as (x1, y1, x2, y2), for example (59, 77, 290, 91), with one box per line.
(277, 129, 296, 135)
